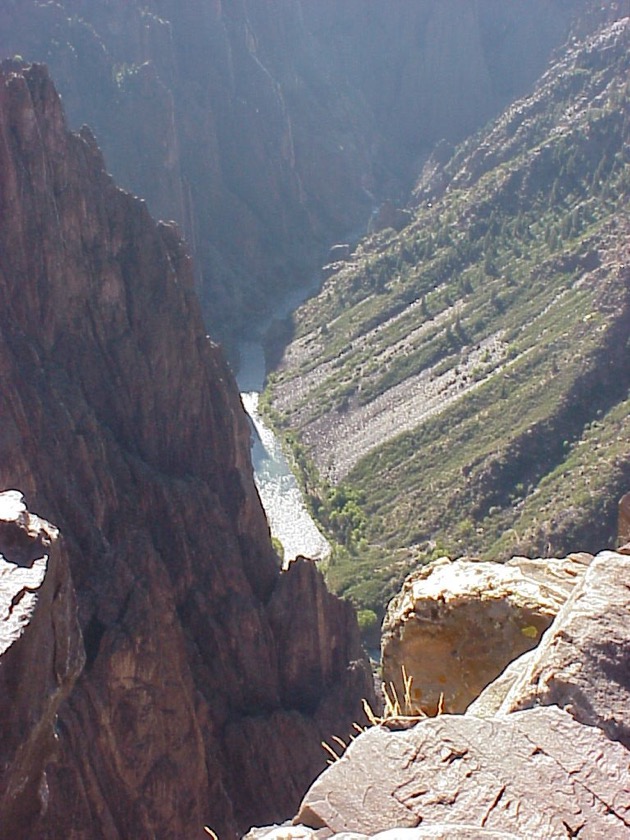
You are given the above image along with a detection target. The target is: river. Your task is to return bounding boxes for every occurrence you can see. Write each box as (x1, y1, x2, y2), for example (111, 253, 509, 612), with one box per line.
(236, 305, 330, 566)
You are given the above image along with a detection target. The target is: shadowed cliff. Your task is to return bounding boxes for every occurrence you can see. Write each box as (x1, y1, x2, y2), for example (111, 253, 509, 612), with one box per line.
(0, 62, 373, 839)
(0, 0, 611, 356)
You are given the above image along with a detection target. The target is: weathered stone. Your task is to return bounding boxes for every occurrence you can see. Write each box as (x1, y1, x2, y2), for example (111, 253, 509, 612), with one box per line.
(296, 707, 630, 838)
(370, 830, 520, 840)
(381, 554, 590, 715)
(500, 550, 630, 748)
(243, 825, 320, 840)
(465, 649, 536, 718)
(0, 491, 83, 838)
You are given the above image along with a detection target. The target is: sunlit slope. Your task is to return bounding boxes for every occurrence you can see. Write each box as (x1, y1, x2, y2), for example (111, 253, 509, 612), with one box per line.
(265, 22, 630, 613)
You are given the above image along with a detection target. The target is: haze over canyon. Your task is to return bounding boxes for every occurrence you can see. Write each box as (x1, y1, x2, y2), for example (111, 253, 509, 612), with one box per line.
(0, 2, 628, 839)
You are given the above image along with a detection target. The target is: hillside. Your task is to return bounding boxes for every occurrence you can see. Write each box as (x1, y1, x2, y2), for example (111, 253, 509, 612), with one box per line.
(0, 0, 602, 357)
(265, 19, 630, 617)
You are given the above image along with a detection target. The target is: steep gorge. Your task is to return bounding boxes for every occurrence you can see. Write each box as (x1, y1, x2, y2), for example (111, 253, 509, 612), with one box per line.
(0, 62, 373, 839)
(0, 5, 629, 837)
(267, 19, 630, 615)
(0, 0, 605, 356)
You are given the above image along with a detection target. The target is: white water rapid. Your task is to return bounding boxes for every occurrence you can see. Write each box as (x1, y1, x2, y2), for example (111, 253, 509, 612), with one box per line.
(237, 336, 330, 566)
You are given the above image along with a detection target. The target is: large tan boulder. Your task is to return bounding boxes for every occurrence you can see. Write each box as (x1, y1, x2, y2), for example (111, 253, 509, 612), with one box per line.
(381, 553, 591, 715)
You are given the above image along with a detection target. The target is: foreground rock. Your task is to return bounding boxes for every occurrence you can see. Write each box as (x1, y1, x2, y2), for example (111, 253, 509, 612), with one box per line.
(293, 706, 630, 838)
(0, 491, 83, 837)
(248, 826, 518, 839)
(0, 64, 373, 839)
(244, 549, 630, 839)
(499, 551, 630, 748)
(381, 553, 591, 715)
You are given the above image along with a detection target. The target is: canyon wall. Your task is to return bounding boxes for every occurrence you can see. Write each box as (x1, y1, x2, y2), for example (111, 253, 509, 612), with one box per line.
(0, 62, 373, 839)
(267, 19, 630, 614)
(0, 1, 606, 354)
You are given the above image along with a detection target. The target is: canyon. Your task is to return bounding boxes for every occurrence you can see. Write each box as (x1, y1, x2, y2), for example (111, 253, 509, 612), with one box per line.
(0, 63, 373, 839)
(0, 3, 628, 839)
(268, 17, 630, 618)
(0, 0, 608, 357)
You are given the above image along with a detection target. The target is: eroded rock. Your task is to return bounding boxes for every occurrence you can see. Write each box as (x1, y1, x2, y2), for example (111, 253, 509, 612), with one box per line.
(381, 554, 590, 715)
(499, 550, 630, 748)
(295, 707, 630, 838)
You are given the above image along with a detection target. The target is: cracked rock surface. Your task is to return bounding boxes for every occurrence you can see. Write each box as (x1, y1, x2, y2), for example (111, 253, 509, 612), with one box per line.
(500, 550, 630, 749)
(294, 706, 630, 839)
(251, 550, 630, 839)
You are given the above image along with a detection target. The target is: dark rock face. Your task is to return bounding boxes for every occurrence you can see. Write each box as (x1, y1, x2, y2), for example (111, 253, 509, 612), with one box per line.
(0, 491, 83, 839)
(0, 63, 373, 839)
(0, 1, 606, 353)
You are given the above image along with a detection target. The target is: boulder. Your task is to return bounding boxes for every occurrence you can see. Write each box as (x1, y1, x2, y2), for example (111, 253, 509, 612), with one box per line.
(381, 554, 591, 715)
(499, 550, 630, 748)
(295, 706, 630, 838)
(465, 649, 536, 718)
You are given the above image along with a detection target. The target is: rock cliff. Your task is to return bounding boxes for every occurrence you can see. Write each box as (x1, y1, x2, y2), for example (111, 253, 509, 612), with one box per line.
(0, 63, 373, 839)
(0, 1, 606, 354)
(0, 491, 83, 838)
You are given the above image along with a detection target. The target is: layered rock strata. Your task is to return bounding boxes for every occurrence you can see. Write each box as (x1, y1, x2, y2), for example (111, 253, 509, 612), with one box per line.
(0, 63, 373, 839)
(381, 553, 591, 715)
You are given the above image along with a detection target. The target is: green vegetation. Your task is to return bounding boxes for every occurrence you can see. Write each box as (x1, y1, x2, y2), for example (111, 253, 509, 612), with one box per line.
(262, 26, 630, 615)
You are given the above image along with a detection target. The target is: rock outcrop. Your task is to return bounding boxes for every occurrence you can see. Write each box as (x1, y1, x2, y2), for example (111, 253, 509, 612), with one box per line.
(248, 550, 630, 838)
(499, 551, 630, 748)
(381, 553, 591, 715)
(0, 63, 373, 839)
(293, 707, 630, 839)
(0, 491, 83, 839)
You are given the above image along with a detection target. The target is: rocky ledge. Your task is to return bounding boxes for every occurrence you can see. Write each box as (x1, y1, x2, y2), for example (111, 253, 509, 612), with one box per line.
(248, 549, 630, 839)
